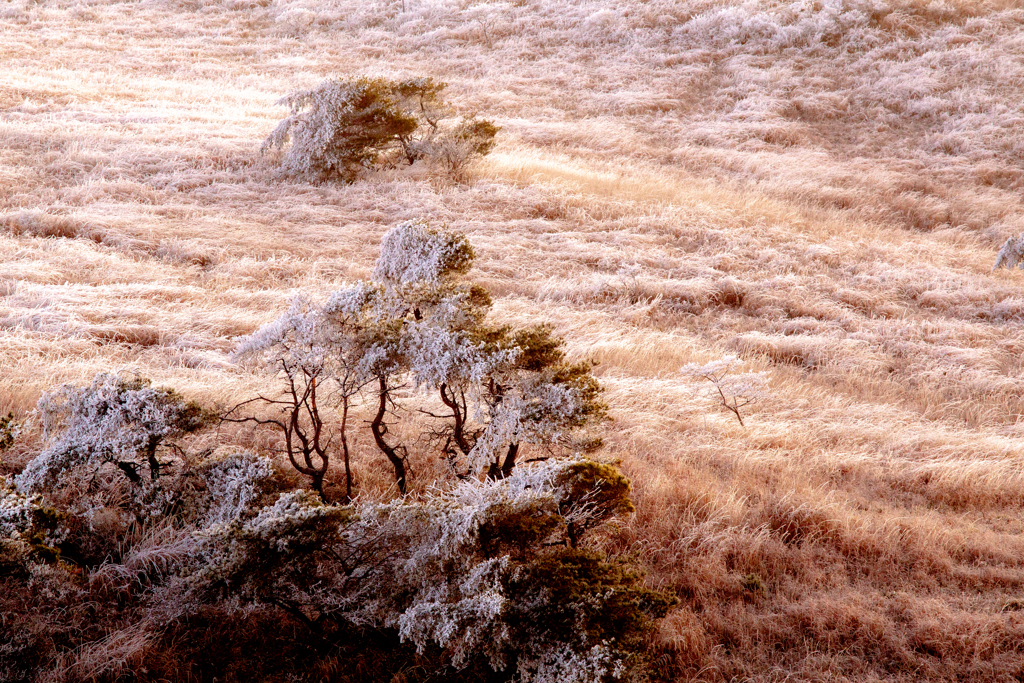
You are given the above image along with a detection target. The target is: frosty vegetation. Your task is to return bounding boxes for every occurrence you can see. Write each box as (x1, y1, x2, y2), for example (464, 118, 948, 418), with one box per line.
(262, 76, 498, 183)
(1, 402, 669, 682)
(680, 356, 769, 427)
(6, 0, 1024, 680)
(0, 224, 657, 682)
(0, 412, 19, 452)
(994, 233, 1024, 271)
(233, 220, 606, 496)
(185, 459, 669, 683)
(15, 374, 213, 520)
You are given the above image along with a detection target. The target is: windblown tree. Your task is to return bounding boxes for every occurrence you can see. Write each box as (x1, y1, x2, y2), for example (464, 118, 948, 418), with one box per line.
(324, 281, 411, 496)
(262, 77, 417, 182)
(374, 220, 607, 481)
(262, 76, 498, 183)
(231, 294, 376, 500)
(374, 220, 494, 480)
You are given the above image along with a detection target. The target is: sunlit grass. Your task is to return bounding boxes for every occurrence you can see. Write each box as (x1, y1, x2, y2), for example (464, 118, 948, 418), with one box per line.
(3, 0, 1024, 679)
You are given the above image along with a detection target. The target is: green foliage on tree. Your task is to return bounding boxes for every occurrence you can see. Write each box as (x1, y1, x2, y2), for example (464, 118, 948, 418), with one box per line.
(0, 412, 18, 453)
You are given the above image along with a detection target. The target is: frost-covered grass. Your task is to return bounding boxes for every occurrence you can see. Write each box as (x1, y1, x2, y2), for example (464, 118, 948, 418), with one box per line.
(3, 0, 1024, 680)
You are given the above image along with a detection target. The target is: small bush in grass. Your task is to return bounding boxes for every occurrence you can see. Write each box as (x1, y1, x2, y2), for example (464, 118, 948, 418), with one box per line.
(262, 76, 498, 183)
(994, 233, 1024, 271)
(424, 115, 501, 183)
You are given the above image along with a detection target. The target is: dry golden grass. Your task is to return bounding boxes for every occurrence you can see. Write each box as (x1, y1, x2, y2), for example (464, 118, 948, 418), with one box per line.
(3, 0, 1024, 679)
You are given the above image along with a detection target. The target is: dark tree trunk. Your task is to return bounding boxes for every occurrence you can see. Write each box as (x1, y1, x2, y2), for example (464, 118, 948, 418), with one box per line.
(499, 442, 519, 479)
(487, 442, 519, 480)
(340, 398, 353, 502)
(371, 376, 407, 495)
(116, 461, 142, 485)
(145, 435, 162, 481)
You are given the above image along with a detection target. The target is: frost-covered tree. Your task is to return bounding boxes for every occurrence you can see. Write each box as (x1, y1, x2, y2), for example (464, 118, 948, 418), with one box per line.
(229, 221, 605, 496)
(367, 220, 483, 490)
(471, 325, 607, 480)
(375, 220, 492, 476)
(262, 76, 498, 183)
(17, 374, 211, 496)
(374, 221, 606, 481)
(262, 77, 418, 183)
(327, 280, 413, 495)
(231, 294, 372, 500)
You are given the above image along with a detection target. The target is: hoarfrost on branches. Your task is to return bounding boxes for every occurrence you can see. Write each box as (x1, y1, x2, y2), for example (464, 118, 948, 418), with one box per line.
(403, 320, 501, 391)
(681, 356, 770, 426)
(517, 643, 626, 683)
(261, 77, 418, 182)
(0, 411, 19, 452)
(261, 76, 497, 184)
(199, 452, 275, 527)
(16, 373, 208, 495)
(229, 221, 604, 492)
(232, 294, 371, 498)
(994, 233, 1024, 271)
(233, 295, 329, 372)
(1, 477, 40, 539)
(372, 220, 473, 291)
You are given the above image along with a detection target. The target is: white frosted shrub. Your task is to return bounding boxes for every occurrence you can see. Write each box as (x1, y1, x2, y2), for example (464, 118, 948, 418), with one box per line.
(198, 452, 276, 527)
(994, 234, 1024, 271)
(0, 411, 19, 452)
(187, 459, 669, 682)
(0, 476, 68, 555)
(17, 373, 209, 495)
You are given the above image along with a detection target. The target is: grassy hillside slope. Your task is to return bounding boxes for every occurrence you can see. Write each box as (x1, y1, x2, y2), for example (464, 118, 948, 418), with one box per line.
(3, 0, 1024, 679)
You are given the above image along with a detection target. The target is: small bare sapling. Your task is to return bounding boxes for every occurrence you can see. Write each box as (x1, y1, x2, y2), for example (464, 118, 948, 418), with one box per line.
(680, 356, 769, 426)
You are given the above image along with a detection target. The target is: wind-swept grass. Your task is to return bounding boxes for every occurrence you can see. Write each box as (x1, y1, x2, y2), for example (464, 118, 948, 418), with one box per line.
(3, 0, 1024, 680)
